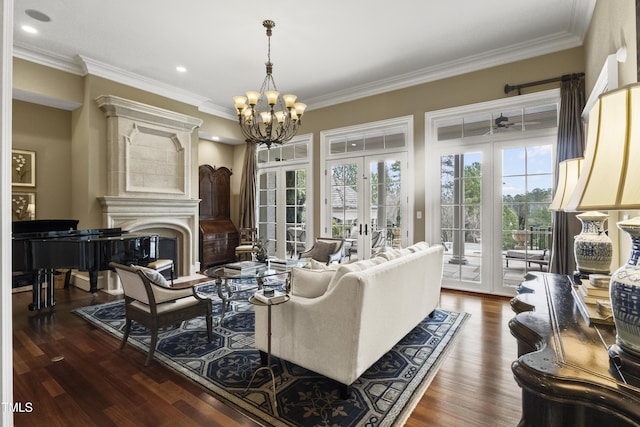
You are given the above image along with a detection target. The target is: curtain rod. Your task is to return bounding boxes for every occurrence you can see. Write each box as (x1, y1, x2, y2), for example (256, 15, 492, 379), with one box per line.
(504, 72, 585, 95)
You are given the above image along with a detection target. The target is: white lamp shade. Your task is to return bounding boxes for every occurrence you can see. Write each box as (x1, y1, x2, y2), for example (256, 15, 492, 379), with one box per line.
(549, 157, 583, 211)
(566, 83, 640, 211)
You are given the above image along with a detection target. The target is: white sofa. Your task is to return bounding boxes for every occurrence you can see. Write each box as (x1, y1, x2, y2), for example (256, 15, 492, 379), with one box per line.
(254, 242, 444, 388)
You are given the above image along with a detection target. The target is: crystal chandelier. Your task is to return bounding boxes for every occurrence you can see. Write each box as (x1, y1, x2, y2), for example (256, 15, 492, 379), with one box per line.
(233, 20, 306, 148)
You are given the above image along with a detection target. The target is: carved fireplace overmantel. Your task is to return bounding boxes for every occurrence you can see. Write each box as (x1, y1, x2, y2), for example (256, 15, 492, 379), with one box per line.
(96, 95, 203, 198)
(96, 95, 204, 282)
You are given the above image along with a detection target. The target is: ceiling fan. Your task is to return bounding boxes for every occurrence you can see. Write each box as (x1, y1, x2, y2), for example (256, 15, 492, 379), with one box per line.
(494, 113, 514, 129)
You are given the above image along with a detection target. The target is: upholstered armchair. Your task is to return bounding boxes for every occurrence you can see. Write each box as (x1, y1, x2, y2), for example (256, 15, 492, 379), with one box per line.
(110, 262, 213, 366)
(298, 237, 345, 265)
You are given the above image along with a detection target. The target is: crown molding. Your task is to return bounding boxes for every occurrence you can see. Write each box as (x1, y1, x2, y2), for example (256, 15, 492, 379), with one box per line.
(13, 44, 84, 75)
(307, 30, 585, 110)
(197, 100, 237, 121)
(78, 55, 212, 108)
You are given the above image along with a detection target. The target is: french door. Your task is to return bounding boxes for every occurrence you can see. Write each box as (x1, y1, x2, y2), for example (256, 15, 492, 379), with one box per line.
(426, 89, 559, 296)
(257, 164, 311, 259)
(326, 153, 408, 260)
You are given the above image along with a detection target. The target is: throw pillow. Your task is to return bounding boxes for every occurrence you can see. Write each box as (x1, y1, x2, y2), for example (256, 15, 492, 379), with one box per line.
(308, 258, 340, 271)
(290, 267, 334, 298)
(327, 257, 386, 291)
(407, 241, 430, 252)
(377, 248, 403, 260)
(132, 265, 170, 288)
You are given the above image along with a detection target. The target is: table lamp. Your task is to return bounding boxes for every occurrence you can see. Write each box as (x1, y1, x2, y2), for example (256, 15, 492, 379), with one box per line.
(565, 83, 640, 379)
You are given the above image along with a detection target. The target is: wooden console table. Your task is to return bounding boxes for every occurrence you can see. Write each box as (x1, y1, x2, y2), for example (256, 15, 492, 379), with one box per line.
(509, 272, 640, 426)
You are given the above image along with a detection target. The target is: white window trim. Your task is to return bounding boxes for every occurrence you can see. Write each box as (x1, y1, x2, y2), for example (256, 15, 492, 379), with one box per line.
(425, 89, 560, 295)
(320, 115, 414, 240)
(256, 133, 314, 258)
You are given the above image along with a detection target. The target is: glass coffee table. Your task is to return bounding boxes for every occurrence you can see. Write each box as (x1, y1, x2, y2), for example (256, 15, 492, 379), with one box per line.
(203, 264, 297, 324)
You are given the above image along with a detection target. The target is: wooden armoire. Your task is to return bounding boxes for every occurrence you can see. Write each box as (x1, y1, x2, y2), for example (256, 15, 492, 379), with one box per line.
(198, 165, 239, 269)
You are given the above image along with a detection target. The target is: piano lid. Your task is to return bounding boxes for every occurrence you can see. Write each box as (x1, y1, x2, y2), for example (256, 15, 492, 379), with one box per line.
(12, 219, 79, 234)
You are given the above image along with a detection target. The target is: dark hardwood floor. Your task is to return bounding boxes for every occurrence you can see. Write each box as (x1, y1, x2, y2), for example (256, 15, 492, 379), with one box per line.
(12, 285, 522, 426)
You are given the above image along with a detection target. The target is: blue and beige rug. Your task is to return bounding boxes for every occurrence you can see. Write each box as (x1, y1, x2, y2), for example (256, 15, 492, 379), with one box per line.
(74, 281, 469, 427)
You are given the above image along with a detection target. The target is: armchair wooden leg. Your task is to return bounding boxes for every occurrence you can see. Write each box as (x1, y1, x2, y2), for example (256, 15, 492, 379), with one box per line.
(120, 319, 132, 350)
(146, 329, 159, 366)
(206, 314, 213, 342)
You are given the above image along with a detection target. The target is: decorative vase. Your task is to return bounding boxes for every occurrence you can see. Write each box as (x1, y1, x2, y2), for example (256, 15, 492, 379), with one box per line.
(254, 244, 268, 263)
(511, 230, 528, 250)
(610, 217, 640, 353)
(574, 211, 612, 274)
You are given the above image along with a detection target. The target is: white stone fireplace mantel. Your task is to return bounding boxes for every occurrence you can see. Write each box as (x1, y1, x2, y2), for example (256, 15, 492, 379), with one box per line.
(96, 95, 203, 289)
(98, 196, 201, 277)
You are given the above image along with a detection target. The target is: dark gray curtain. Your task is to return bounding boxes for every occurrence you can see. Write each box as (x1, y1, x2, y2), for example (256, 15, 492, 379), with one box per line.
(238, 140, 257, 229)
(549, 76, 586, 275)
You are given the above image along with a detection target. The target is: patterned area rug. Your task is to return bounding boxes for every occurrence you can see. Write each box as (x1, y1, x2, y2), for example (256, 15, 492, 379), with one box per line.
(74, 281, 469, 427)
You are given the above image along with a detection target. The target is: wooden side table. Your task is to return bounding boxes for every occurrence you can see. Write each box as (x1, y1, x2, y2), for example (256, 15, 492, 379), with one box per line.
(510, 272, 640, 426)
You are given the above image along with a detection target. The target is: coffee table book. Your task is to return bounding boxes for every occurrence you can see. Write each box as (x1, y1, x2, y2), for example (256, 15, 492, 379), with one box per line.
(222, 261, 266, 275)
(253, 289, 288, 304)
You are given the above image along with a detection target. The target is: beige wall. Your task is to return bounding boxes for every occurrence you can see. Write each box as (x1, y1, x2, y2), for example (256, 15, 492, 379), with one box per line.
(303, 47, 585, 240)
(12, 100, 72, 220)
(584, 0, 637, 94)
(583, 0, 638, 269)
(13, 58, 83, 107)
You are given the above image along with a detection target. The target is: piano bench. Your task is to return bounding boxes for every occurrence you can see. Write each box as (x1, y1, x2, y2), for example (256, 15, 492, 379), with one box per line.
(146, 259, 174, 283)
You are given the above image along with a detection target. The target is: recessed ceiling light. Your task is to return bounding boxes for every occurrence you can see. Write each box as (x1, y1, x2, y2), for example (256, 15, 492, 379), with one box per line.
(25, 9, 51, 22)
(176, 66, 187, 73)
(21, 25, 38, 34)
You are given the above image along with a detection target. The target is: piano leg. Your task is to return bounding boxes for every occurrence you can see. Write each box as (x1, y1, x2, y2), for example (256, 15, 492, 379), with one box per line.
(29, 269, 55, 310)
(45, 269, 56, 308)
(64, 269, 72, 288)
(88, 270, 98, 294)
(29, 270, 43, 311)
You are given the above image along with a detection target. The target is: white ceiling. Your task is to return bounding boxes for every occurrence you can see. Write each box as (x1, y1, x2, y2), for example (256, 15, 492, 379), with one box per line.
(13, 0, 595, 121)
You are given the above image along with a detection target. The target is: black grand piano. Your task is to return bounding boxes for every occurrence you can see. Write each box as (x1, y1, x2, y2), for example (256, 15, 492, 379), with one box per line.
(12, 220, 159, 311)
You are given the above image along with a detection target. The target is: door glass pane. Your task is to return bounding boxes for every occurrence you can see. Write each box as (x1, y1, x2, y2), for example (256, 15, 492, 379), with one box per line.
(463, 114, 491, 137)
(440, 153, 482, 283)
(285, 169, 307, 258)
(524, 104, 558, 130)
(369, 159, 403, 254)
(502, 144, 553, 286)
(331, 163, 358, 240)
(257, 170, 277, 255)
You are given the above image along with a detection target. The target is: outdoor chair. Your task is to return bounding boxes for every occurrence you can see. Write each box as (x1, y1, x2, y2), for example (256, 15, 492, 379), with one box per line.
(298, 237, 345, 265)
(110, 262, 212, 366)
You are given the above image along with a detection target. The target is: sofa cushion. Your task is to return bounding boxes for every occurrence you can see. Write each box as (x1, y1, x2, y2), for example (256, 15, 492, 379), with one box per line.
(327, 257, 387, 291)
(308, 258, 340, 271)
(506, 249, 545, 260)
(132, 265, 170, 288)
(291, 267, 335, 298)
(407, 242, 430, 252)
(376, 248, 406, 260)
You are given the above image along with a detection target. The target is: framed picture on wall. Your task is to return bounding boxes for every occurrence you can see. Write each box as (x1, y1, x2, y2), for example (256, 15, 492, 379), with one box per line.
(12, 149, 36, 187)
(12, 192, 35, 221)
